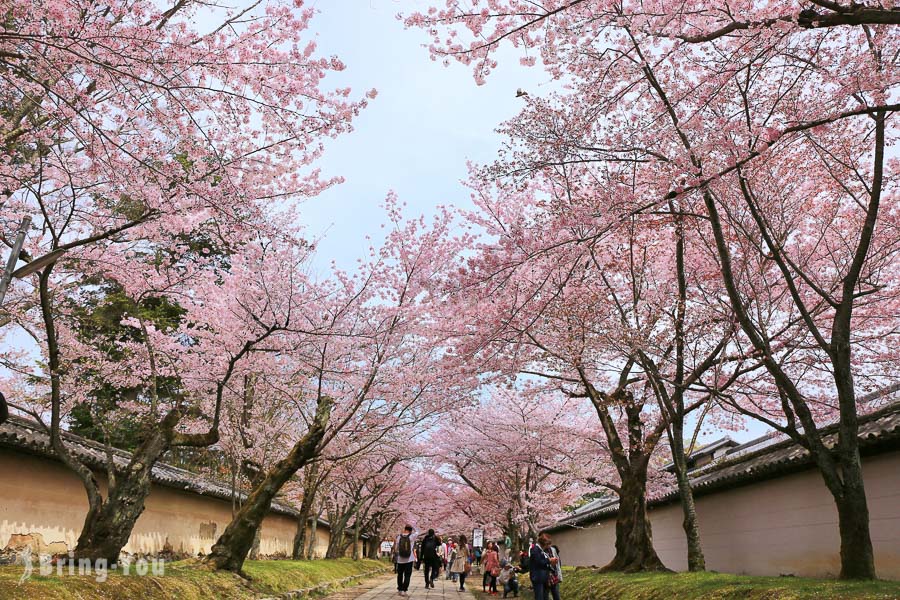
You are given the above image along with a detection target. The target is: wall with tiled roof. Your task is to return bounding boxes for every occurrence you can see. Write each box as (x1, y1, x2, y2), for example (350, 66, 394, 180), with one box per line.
(547, 403, 900, 579)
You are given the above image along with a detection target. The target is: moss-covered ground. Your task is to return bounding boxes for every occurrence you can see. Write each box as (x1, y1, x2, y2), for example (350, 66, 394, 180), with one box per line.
(471, 568, 900, 599)
(0, 557, 389, 599)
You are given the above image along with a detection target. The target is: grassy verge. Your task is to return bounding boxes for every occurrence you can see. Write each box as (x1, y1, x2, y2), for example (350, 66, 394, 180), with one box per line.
(552, 568, 900, 599)
(0, 557, 390, 600)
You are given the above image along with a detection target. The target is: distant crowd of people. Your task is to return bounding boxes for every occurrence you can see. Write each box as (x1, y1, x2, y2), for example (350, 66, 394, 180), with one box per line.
(390, 525, 562, 599)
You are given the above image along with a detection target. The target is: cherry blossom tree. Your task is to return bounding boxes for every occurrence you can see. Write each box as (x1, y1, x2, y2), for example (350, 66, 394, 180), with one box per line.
(429, 387, 588, 554)
(204, 201, 475, 573)
(6, 236, 314, 563)
(318, 442, 417, 559)
(406, 0, 899, 578)
(432, 204, 674, 570)
(290, 459, 331, 559)
(0, 0, 372, 565)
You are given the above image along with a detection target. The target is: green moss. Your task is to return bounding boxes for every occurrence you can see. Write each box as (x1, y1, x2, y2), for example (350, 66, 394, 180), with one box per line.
(550, 569, 900, 600)
(0, 558, 389, 600)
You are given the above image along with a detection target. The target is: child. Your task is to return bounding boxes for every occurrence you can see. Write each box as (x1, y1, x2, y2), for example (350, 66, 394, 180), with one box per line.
(499, 563, 519, 598)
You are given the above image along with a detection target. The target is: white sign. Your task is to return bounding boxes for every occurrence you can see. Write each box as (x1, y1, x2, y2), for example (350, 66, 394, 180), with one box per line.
(472, 528, 484, 548)
(380, 541, 393, 553)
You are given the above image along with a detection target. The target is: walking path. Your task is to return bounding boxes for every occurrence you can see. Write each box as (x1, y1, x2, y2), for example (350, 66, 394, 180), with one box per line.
(323, 570, 478, 600)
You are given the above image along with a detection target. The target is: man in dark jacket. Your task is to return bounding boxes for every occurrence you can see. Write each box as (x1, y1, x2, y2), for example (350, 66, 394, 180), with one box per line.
(419, 529, 442, 589)
(529, 533, 559, 600)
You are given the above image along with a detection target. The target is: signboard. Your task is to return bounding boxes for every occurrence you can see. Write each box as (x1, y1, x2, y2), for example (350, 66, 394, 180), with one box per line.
(472, 528, 484, 548)
(380, 541, 393, 553)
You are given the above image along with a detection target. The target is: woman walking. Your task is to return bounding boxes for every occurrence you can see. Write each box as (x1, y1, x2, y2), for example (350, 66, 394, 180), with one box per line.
(450, 535, 472, 592)
(482, 541, 501, 595)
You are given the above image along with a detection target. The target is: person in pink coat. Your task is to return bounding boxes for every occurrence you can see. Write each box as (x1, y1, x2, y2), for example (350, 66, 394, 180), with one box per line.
(482, 541, 501, 595)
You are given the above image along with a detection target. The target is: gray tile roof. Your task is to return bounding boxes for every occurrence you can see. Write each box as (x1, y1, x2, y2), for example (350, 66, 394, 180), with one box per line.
(660, 436, 740, 473)
(549, 401, 900, 531)
(0, 415, 302, 518)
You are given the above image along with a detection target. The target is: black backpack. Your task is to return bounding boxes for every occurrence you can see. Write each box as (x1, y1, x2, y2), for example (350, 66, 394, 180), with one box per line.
(519, 552, 530, 573)
(422, 536, 438, 559)
(398, 534, 412, 558)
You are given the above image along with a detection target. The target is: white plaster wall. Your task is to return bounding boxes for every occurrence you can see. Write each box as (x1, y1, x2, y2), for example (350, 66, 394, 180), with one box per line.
(552, 450, 900, 580)
(0, 448, 304, 557)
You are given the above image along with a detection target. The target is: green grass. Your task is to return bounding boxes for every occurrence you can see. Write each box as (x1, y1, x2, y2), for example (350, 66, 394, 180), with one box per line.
(553, 568, 900, 599)
(0, 557, 390, 600)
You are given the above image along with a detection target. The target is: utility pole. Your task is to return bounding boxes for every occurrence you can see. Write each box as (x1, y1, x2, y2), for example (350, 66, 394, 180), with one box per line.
(0, 216, 31, 307)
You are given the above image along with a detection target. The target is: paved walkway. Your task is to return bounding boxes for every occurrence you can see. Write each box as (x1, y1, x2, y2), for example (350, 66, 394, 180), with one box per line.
(324, 570, 478, 600)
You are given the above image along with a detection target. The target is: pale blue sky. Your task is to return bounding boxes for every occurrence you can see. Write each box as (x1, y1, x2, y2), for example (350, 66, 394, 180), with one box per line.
(300, 0, 549, 272)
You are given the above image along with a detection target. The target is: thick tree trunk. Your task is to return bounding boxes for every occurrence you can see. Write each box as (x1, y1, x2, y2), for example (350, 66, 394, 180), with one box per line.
(601, 475, 668, 573)
(41, 265, 182, 565)
(829, 375, 874, 579)
(205, 446, 315, 572)
(836, 472, 875, 579)
(204, 406, 330, 574)
(73, 434, 168, 563)
(831, 332, 876, 579)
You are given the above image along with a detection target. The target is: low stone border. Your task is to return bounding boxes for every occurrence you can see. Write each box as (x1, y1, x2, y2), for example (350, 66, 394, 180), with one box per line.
(260, 566, 390, 600)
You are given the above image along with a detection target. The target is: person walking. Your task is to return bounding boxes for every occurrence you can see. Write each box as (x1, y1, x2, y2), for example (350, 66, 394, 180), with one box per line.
(419, 528, 442, 588)
(529, 532, 560, 600)
(393, 524, 418, 596)
(482, 541, 501, 595)
(446, 540, 453, 579)
(450, 534, 472, 592)
(447, 542, 459, 583)
(445, 541, 456, 581)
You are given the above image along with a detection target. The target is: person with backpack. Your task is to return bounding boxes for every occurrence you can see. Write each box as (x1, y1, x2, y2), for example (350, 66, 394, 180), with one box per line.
(393, 524, 418, 596)
(419, 528, 442, 588)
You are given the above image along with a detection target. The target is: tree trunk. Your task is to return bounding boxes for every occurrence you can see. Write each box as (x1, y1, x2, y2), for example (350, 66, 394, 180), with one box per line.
(204, 401, 330, 574)
(325, 521, 347, 558)
(601, 475, 668, 573)
(836, 470, 875, 579)
(292, 516, 307, 561)
(249, 527, 261, 560)
(292, 462, 320, 559)
(668, 422, 705, 572)
(830, 323, 876, 579)
(307, 509, 324, 559)
(505, 516, 521, 556)
(73, 424, 174, 563)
